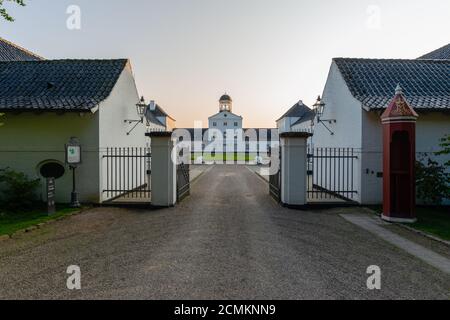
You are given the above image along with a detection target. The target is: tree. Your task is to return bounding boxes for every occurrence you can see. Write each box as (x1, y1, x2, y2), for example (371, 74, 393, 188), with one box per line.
(0, 0, 25, 22)
(0, 113, 4, 127)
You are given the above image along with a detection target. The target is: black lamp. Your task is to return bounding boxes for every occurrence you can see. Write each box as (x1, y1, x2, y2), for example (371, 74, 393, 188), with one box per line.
(125, 96, 148, 135)
(313, 95, 336, 135)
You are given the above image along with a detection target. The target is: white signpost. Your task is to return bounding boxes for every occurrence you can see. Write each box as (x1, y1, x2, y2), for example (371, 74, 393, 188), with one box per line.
(67, 145, 81, 165)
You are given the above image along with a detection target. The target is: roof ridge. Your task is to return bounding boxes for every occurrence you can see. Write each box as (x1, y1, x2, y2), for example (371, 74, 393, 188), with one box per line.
(0, 58, 129, 63)
(0, 37, 44, 60)
(333, 57, 450, 63)
(418, 43, 450, 59)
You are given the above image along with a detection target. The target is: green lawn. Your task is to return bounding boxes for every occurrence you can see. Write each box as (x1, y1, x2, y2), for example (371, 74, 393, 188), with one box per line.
(367, 206, 450, 241)
(192, 153, 257, 162)
(0, 205, 81, 236)
(412, 207, 450, 241)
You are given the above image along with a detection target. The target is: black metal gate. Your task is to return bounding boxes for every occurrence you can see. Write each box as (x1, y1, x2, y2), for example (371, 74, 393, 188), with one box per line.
(102, 147, 151, 202)
(307, 147, 358, 202)
(269, 148, 282, 202)
(177, 162, 190, 201)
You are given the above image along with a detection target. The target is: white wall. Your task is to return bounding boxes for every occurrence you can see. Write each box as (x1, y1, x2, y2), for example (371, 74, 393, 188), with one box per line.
(209, 111, 243, 134)
(312, 62, 363, 203)
(0, 112, 100, 203)
(277, 117, 300, 133)
(98, 62, 148, 202)
(291, 120, 313, 132)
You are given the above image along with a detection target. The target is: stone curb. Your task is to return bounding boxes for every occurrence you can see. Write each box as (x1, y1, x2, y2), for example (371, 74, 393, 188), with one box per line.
(6, 207, 88, 240)
(363, 207, 450, 248)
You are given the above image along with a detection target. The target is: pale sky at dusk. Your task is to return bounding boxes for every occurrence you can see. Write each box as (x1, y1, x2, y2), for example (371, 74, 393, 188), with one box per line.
(1, 0, 448, 128)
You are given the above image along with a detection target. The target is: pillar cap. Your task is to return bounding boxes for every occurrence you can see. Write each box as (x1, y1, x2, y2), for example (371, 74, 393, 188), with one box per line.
(280, 131, 313, 138)
(145, 131, 173, 137)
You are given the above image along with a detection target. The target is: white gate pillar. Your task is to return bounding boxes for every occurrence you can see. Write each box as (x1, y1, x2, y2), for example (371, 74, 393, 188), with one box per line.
(280, 132, 312, 207)
(147, 132, 177, 207)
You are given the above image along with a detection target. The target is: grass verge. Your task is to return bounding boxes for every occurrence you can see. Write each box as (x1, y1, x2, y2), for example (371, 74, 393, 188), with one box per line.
(0, 205, 81, 236)
(367, 206, 450, 241)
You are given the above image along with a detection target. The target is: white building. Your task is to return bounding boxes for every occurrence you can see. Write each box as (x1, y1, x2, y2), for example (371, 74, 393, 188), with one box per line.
(145, 101, 176, 132)
(277, 100, 315, 134)
(208, 94, 243, 140)
(0, 56, 148, 204)
(313, 45, 450, 205)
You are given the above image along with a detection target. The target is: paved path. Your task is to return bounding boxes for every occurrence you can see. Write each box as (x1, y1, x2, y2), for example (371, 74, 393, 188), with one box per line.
(0, 165, 449, 299)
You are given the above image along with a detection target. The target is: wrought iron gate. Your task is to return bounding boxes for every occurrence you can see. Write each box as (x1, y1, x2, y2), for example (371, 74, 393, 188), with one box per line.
(269, 148, 281, 202)
(307, 147, 358, 202)
(102, 147, 151, 202)
(177, 162, 190, 201)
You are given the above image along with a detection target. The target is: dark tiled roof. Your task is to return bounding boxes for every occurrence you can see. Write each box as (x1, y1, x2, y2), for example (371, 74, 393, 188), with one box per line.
(0, 59, 128, 112)
(147, 103, 175, 121)
(0, 38, 43, 61)
(334, 58, 450, 110)
(419, 43, 450, 60)
(277, 101, 314, 121)
(291, 110, 315, 126)
(145, 108, 165, 127)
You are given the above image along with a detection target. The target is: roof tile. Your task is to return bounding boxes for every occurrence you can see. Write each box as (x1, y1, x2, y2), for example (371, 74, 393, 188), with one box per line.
(334, 58, 450, 110)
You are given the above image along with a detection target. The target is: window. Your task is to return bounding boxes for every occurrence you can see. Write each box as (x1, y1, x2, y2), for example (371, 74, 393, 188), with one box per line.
(39, 161, 65, 179)
(224, 122, 228, 126)
(234, 122, 238, 127)
(213, 122, 217, 127)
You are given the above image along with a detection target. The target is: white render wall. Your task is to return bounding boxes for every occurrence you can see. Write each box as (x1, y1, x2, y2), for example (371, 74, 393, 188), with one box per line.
(98, 63, 148, 202)
(277, 117, 299, 133)
(208, 111, 243, 136)
(312, 62, 363, 203)
(0, 112, 101, 203)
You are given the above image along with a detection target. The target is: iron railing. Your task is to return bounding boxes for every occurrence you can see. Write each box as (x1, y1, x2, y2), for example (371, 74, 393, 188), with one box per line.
(307, 147, 358, 201)
(102, 147, 151, 201)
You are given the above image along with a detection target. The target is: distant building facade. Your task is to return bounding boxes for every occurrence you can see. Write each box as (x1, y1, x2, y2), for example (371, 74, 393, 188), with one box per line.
(277, 100, 315, 134)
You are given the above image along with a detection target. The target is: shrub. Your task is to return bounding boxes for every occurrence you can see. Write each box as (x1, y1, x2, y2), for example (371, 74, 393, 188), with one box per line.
(0, 168, 40, 213)
(416, 157, 450, 205)
(435, 135, 450, 167)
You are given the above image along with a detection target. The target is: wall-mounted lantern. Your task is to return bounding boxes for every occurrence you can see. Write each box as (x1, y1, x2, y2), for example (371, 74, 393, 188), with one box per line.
(313, 95, 336, 135)
(125, 96, 148, 135)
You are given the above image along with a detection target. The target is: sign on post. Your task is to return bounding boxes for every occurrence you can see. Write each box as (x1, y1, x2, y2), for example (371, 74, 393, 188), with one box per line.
(66, 137, 82, 166)
(47, 177, 56, 215)
(65, 137, 82, 208)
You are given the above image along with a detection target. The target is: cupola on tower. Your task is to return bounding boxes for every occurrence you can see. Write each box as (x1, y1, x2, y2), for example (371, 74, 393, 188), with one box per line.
(219, 94, 233, 112)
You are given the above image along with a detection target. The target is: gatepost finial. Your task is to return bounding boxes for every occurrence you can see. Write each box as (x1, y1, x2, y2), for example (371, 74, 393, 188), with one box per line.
(395, 84, 403, 95)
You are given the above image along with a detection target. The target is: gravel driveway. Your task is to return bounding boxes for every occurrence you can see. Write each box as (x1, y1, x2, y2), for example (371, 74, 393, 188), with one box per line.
(0, 165, 449, 299)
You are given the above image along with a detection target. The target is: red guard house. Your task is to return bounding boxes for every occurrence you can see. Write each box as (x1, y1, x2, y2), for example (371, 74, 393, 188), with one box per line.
(381, 84, 419, 223)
